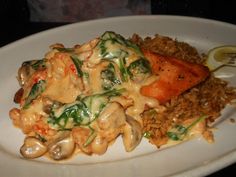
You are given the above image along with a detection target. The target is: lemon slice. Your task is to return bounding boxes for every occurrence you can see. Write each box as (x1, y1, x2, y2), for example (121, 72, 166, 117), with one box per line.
(206, 45, 236, 71)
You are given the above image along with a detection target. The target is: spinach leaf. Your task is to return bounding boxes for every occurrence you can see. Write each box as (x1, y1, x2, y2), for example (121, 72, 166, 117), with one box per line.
(22, 59, 46, 71)
(23, 80, 46, 109)
(49, 102, 90, 129)
(48, 88, 125, 129)
(53, 47, 74, 53)
(70, 55, 83, 77)
(100, 31, 143, 56)
(101, 63, 121, 90)
(81, 88, 125, 121)
(83, 126, 97, 147)
(127, 58, 151, 82)
(167, 115, 208, 141)
(98, 31, 143, 82)
(31, 60, 46, 70)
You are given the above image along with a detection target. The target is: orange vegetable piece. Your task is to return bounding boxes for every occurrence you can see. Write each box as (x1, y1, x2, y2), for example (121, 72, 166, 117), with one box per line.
(140, 49, 210, 104)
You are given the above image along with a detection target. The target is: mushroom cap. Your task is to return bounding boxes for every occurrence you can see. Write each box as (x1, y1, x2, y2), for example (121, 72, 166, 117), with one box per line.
(20, 137, 47, 159)
(48, 132, 75, 160)
(122, 116, 142, 152)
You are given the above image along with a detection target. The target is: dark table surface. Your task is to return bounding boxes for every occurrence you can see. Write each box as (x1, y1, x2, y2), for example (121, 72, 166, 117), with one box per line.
(0, 0, 236, 177)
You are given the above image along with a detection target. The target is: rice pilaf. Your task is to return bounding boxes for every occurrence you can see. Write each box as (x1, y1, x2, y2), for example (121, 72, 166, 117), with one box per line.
(131, 34, 236, 148)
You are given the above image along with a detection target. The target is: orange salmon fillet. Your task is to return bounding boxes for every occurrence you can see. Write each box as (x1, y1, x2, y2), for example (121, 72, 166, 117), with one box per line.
(140, 49, 210, 104)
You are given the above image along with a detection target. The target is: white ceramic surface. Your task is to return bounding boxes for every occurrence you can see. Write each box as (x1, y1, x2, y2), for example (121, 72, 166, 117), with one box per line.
(0, 15, 236, 177)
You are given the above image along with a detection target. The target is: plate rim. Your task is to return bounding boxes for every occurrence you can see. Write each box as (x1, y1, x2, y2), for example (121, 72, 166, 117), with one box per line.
(0, 15, 236, 177)
(1, 15, 236, 50)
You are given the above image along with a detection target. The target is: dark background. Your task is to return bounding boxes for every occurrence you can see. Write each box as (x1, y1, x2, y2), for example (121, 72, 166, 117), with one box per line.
(0, 0, 235, 176)
(0, 0, 236, 47)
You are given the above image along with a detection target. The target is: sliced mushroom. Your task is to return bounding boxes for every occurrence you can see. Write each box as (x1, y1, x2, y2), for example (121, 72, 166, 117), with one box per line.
(97, 102, 126, 130)
(17, 61, 35, 86)
(122, 116, 142, 152)
(20, 136, 47, 159)
(97, 102, 126, 142)
(48, 132, 75, 160)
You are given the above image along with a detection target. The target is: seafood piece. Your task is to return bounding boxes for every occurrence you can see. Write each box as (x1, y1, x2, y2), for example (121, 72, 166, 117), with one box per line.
(140, 49, 210, 103)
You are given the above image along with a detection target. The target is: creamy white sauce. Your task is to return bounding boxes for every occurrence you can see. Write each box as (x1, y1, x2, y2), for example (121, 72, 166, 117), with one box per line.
(17, 32, 163, 158)
(121, 76, 160, 121)
(77, 36, 159, 123)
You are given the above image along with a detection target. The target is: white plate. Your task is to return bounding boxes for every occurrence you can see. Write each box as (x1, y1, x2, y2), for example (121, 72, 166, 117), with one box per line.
(0, 15, 236, 177)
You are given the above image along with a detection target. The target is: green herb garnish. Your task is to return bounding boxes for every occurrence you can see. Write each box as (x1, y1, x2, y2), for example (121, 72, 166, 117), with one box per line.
(23, 80, 46, 109)
(167, 115, 208, 141)
(127, 58, 151, 82)
(22, 59, 46, 71)
(83, 126, 97, 147)
(53, 47, 74, 53)
(101, 63, 121, 90)
(35, 133, 47, 143)
(70, 55, 83, 77)
(98, 31, 144, 82)
(143, 131, 151, 139)
(31, 59, 46, 70)
(48, 88, 126, 129)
